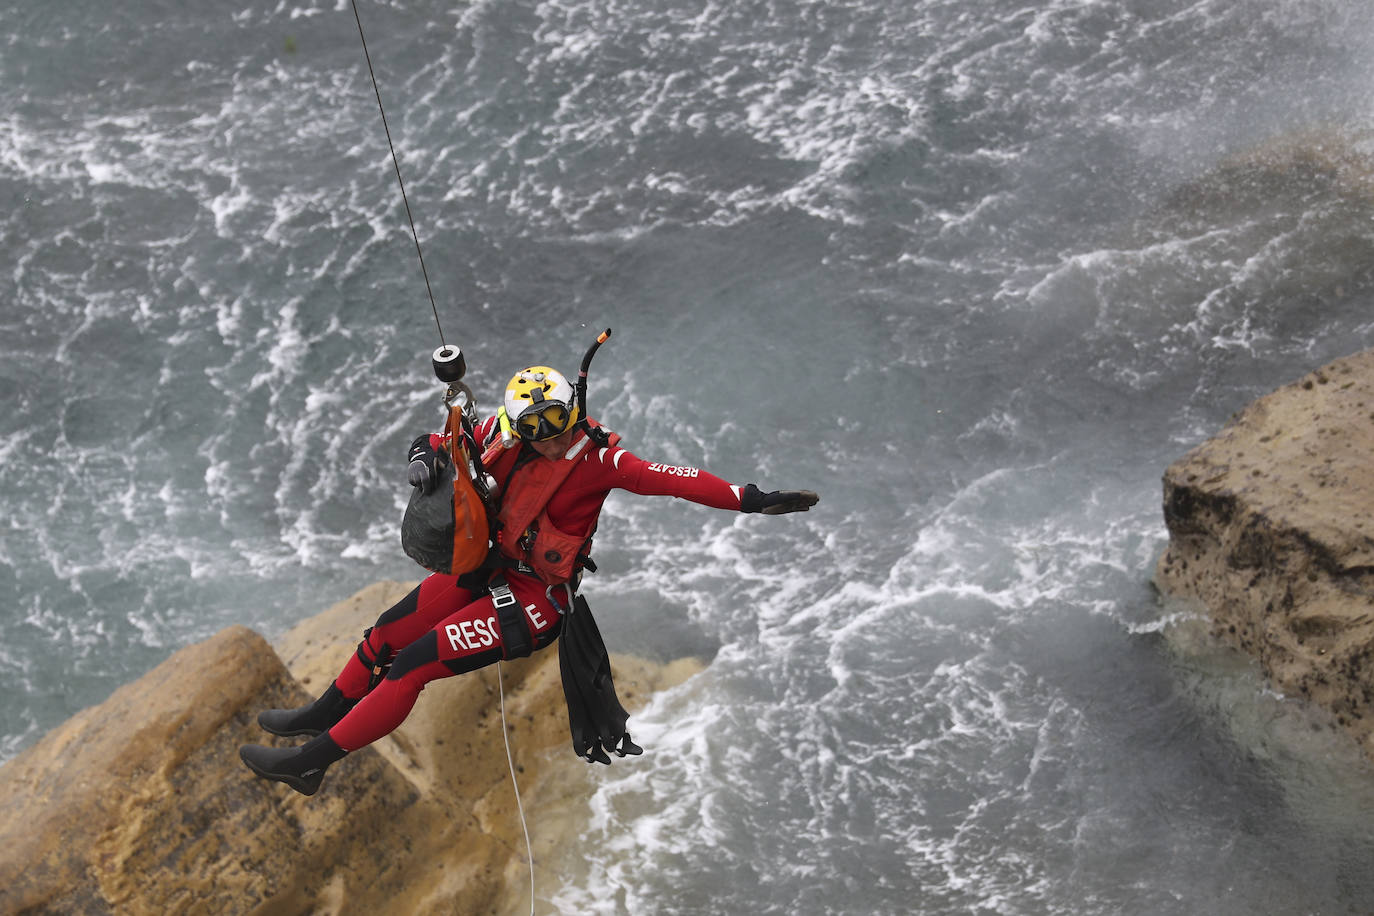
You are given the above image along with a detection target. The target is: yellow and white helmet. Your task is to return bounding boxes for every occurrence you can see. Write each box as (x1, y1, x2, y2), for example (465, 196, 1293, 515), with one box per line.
(502, 366, 580, 441)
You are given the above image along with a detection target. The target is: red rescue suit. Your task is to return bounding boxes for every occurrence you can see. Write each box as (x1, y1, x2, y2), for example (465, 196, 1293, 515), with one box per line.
(326, 419, 746, 753)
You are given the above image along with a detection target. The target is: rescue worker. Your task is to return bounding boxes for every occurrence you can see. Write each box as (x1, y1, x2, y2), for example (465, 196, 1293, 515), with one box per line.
(239, 365, 818, 796)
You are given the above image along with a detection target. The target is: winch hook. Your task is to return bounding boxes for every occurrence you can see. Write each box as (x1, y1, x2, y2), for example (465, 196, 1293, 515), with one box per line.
(433, 345, 477, 418)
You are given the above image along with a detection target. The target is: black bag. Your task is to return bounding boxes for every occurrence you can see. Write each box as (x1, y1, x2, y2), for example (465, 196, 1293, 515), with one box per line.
(400, 461, 457, 574)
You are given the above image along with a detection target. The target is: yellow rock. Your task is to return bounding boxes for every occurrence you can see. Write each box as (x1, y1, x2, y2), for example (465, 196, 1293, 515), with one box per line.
(1157, 349, 1374, 758)
(0, 581, 701, 914)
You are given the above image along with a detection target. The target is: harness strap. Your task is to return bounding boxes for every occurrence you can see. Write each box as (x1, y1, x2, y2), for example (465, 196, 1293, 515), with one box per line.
(489, 575, 532, 660)
(356, 627, 393, 691)
(484, 551, 595, 582)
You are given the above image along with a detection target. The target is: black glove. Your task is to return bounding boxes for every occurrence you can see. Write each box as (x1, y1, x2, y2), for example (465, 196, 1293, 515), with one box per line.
(406, 434, 450, 494)
(740, 483, 819, 515)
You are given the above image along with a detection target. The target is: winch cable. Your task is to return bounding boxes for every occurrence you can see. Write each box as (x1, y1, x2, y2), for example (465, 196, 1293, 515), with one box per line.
(348, 0, 446, 348)
(348, 4, 536, 912)
(498, 662, 537, 911)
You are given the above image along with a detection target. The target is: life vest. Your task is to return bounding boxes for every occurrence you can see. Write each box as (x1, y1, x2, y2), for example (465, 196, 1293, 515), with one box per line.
(482, 420, 620, 585)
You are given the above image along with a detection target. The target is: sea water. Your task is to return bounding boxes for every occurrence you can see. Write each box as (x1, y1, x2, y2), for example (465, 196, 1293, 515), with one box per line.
(4, 1, 1374, 912)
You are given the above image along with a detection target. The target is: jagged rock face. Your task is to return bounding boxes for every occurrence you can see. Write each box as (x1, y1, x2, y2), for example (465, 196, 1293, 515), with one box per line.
(1156, 349, 1374, 758)
(0, 624, 437, 915)
(0, 581, 699, 914)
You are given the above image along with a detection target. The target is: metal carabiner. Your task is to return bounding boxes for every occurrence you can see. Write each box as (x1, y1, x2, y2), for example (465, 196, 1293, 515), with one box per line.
(545, 582, 574, 615)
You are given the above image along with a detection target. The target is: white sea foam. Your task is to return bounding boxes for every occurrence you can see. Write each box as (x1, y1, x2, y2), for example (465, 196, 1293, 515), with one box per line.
(7, 1, 1374, 910)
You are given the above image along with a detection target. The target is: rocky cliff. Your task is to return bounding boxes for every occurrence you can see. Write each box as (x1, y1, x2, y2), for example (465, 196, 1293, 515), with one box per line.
(1155, 349, 1374, 758)
(0, 581, 699, 914)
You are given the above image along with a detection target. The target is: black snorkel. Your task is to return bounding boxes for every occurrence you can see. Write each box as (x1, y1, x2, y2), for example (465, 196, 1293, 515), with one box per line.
(575, 327, 613, 447)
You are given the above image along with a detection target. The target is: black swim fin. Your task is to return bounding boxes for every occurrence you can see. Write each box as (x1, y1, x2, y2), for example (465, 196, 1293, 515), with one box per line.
(557, 594, 643, 764)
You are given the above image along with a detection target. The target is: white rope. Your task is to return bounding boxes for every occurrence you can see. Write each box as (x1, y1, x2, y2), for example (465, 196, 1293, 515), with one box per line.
(497, 660, 536, 916)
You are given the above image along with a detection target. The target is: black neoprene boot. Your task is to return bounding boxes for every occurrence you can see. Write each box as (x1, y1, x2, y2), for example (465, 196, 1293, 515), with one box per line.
(239, 732, 347, 797)
(257, 683, 358, 738)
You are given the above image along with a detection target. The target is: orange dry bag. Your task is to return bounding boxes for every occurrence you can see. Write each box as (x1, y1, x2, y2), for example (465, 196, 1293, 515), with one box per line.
(400, 406, 491, 576)
(444, 405, 490, 575)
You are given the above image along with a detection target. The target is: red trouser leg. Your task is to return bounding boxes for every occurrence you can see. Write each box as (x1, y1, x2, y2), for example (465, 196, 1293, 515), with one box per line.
(334, 573, 480, 699)
(328, 573, 563, 753)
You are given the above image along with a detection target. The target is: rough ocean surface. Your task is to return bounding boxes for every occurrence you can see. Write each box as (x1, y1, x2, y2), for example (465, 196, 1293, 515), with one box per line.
(7, 1, 1374, 913)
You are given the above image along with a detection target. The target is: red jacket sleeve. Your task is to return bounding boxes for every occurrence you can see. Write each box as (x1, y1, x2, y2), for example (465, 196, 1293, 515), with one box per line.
(587, 443, 744, 510)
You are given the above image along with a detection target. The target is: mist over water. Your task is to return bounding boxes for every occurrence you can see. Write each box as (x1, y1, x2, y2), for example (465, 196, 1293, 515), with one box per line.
(6, 0, 1374, 912)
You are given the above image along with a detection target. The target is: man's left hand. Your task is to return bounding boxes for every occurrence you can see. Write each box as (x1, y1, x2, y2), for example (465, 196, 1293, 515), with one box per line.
(741, 483, 819, 515)
(407, 435, 449, 494)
